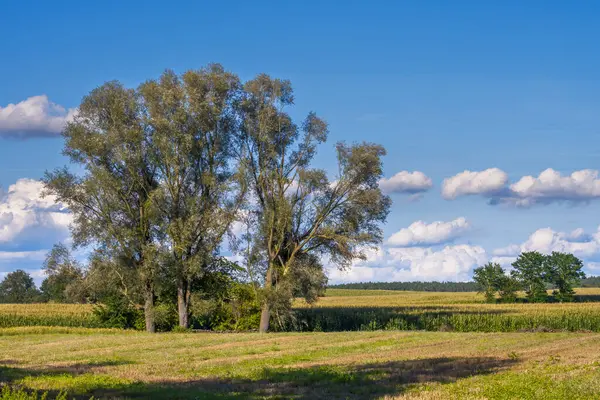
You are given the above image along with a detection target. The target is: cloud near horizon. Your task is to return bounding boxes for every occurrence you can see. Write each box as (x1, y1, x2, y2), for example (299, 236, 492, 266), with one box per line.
(491, 226, 600, 267)
(0, 95, 76, 138)
(387, 217, 470, 247)
(0, 179, 71, 246)
(328, 244, 487, 283)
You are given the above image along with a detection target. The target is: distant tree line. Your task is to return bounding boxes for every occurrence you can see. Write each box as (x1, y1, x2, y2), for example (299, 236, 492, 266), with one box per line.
(329, 257, 597, 296)
(328, 281, 480, 292)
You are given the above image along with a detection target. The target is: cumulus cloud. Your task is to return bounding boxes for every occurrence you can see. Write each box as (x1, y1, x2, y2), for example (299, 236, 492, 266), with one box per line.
(387, 217, 470, 247)
(0, 179, 71, 245)
(379, 171, 432, 195)
(0, 95, 76, 138)
(327, 244, 486, 283)
(443, 168, 600, 207)
(442, 168, 508, 200)
(506, 169, 600, 206)
(0, 250, 47, 262)
(491, 226, 600, 269)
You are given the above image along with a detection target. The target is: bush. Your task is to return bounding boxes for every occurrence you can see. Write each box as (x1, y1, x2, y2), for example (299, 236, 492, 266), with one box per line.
(92, 295, 144, 329)
(153, 302, 178, 332)
(190, 283, 260, 331)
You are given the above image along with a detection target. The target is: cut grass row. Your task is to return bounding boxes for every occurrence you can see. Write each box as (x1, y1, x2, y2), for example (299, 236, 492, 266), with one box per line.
(1, 327, 600, 399)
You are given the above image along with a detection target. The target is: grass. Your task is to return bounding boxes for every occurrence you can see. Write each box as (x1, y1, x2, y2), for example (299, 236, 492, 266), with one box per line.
(1, 327, 600, 399)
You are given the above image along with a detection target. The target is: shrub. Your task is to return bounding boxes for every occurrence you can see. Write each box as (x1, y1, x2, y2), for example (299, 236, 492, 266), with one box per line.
(190, 283, 260, 331)
(92, 295, 144, 329)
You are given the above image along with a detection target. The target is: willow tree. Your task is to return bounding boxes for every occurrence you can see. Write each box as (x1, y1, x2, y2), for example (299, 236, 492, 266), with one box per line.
(44, 82, 160, 332)
(237, 75, 391, 332)
(140, 65, 244, 328)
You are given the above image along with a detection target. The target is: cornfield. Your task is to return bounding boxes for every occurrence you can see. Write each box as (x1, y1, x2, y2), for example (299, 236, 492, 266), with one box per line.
(2, 288, 600, 332)
(0, 304, 100, 328)
(286, 288, 600, 332)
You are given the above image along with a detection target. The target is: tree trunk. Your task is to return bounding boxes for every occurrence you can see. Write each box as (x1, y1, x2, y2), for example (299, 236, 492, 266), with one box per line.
(144, 283, 156, 333)
(259, 266, 273, 333)
(177, 277, 189, 328)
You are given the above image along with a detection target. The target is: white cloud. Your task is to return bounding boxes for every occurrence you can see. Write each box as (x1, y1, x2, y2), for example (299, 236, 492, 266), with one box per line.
(0, 250, 47, 262)
(442, 168, 508, 200)
(387, 217, 470, 247)
(328, 244, 487, 283)
(0, 179, 71, 244)
(506, 169, 600, 206)
(443, 168, 600, 207)
(379, 171, 432, 195)
(0, 95, 76, 138)
(492, 226, 600, 271)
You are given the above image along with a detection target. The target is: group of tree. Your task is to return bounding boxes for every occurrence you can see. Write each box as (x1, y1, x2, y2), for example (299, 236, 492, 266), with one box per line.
(36, 64, 390, 333)
(474, 251, 586, 303)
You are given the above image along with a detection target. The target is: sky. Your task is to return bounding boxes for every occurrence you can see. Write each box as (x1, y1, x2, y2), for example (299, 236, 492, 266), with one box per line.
(2, 0, 600, 284)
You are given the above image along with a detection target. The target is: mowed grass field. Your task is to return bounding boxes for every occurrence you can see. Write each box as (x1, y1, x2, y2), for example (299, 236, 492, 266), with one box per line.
(2, 327, 600, 399)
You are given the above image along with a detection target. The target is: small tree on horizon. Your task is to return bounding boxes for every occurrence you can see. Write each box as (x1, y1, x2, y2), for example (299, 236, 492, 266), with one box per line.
(511, 251, 548, 303)
(40, 243, 86, 303)
(0, 270, 40, 303)
(473, 262, 506, 303)
(544, 251, 585, 302)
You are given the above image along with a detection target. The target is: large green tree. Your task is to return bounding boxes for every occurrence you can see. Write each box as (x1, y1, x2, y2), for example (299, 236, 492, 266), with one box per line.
(44, 82, 161, 332)
(511, 251, 548, 303)
(237, 75, 391, 332)
(139, 65, 244, 328)
(544, 251, 585, 302)
(0, 270, 40, 303)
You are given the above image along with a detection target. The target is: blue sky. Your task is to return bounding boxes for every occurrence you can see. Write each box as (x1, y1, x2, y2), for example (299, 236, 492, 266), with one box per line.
(2, 1, 600, 283)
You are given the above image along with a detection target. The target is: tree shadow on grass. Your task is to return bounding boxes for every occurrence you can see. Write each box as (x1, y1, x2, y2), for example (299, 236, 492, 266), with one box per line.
(1, 356, 518, 399)
(0, 359, 135, 384)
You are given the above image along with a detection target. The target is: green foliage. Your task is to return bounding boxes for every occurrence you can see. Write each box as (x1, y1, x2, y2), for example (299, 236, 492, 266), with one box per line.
(238, 74, 390, 332)
(190, 282, 260, 331)
(544, 252, 586, 302)
(0, 386, 68, 400)
(0, 270, 41, 304)
(92, 296, 144, 330)
(473, 262, 506, 303)
(44, 80, 161, 332)
(153, 302, 178, 332)
(511, 251, 548, 303)
(497, 275, 520, 303)
(40, 243, 86, 303)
